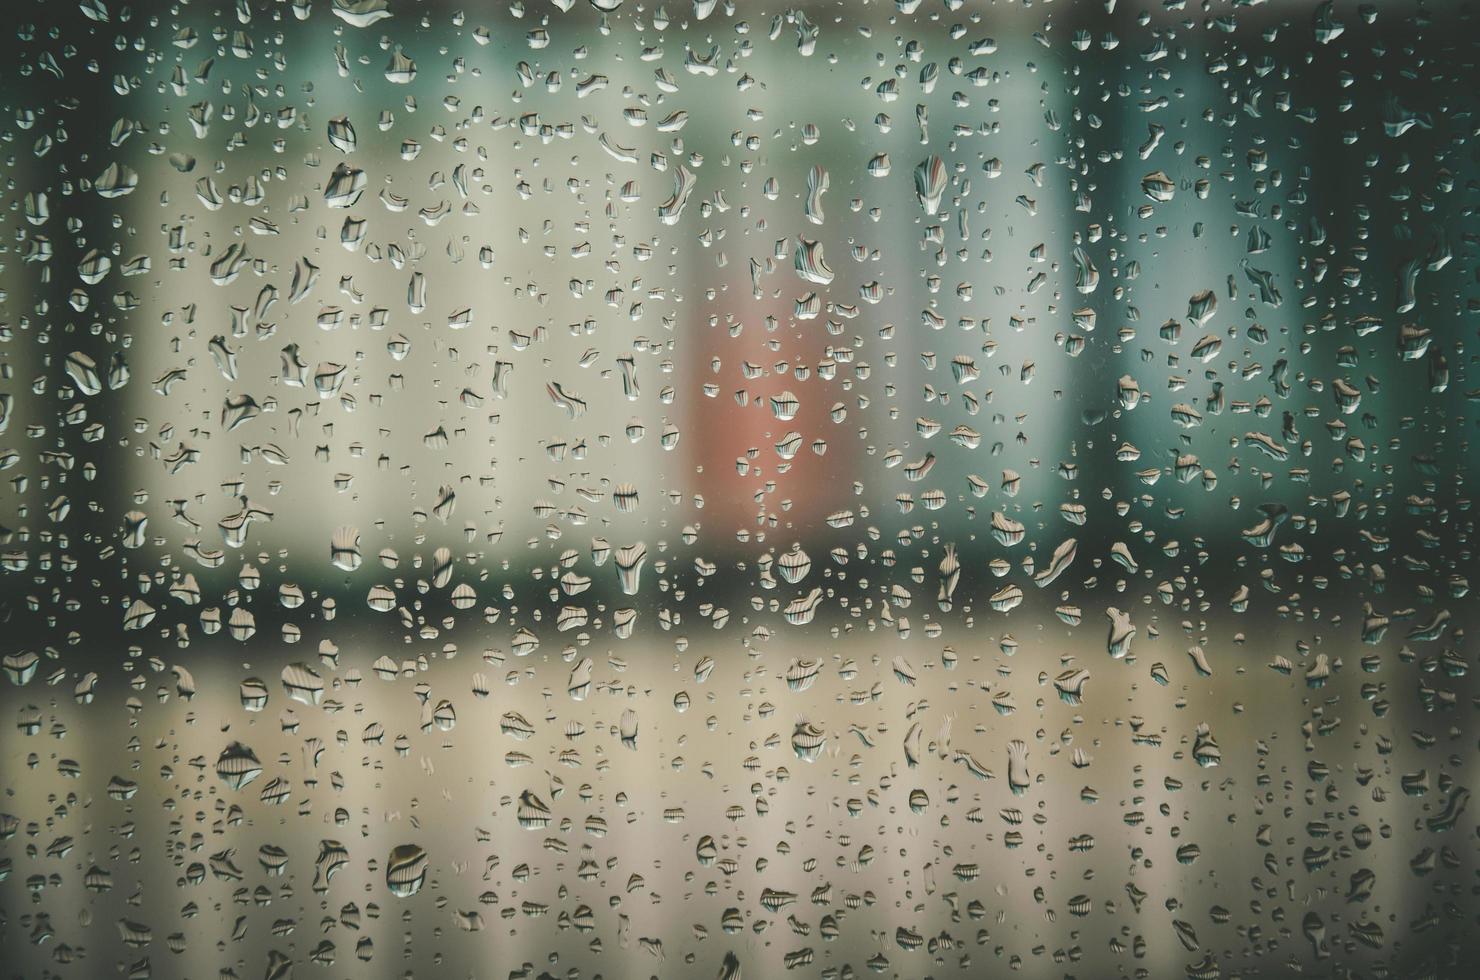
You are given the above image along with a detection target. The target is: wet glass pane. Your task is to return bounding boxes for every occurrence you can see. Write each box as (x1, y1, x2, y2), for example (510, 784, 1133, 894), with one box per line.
(1, 1, 1477, 977)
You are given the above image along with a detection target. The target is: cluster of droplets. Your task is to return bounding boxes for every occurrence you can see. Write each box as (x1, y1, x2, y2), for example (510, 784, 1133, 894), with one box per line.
(1, 1, 1477, 979)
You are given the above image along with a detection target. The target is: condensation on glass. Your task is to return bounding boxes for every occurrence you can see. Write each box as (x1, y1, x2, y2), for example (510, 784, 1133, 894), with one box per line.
(0, 1, 1476, 978)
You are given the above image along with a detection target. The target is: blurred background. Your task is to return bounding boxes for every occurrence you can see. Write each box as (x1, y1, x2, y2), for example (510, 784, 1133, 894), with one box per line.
(1, 0, 1477, 978)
